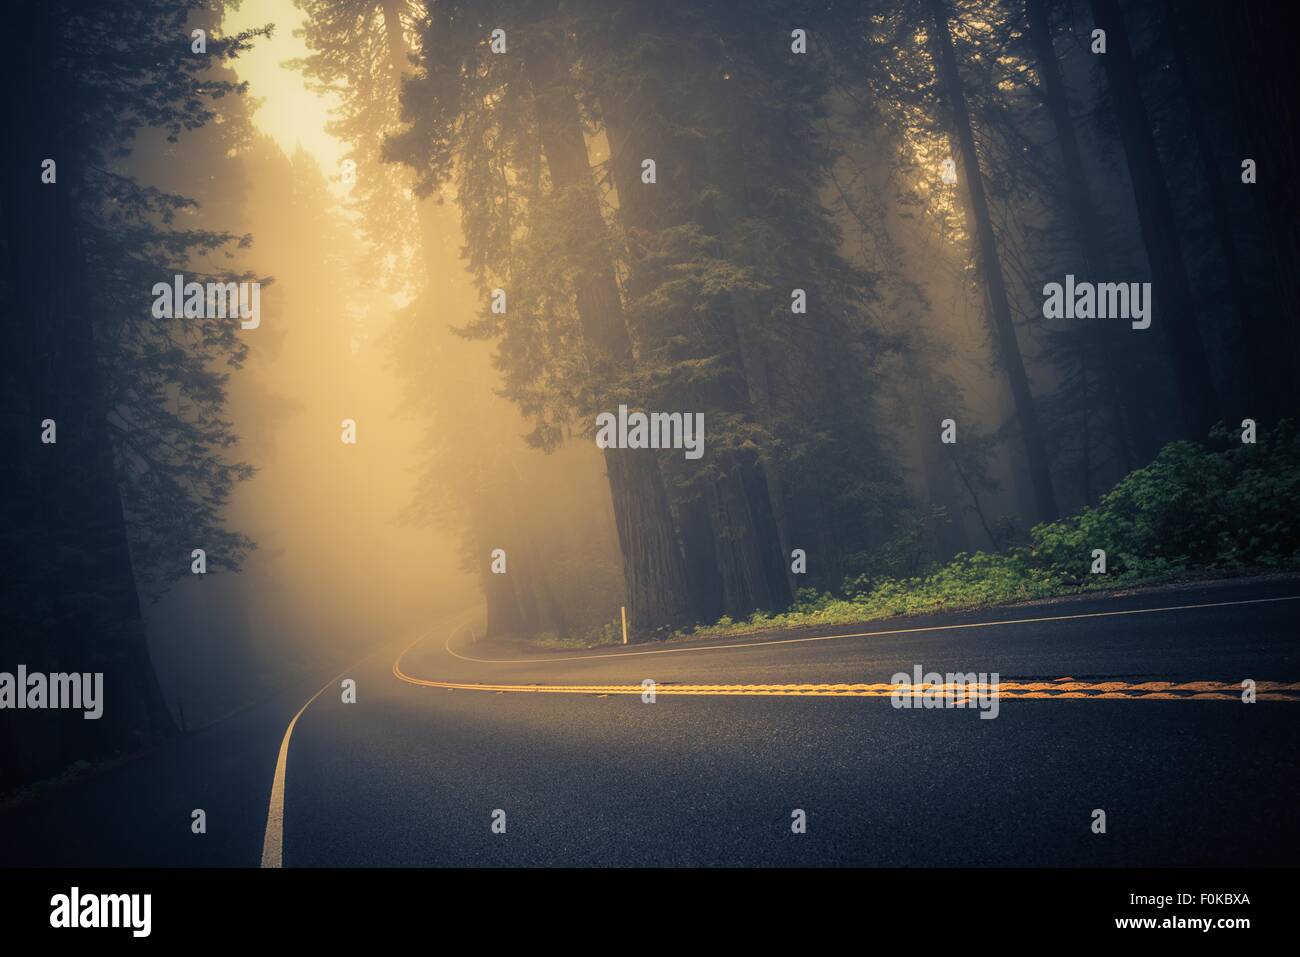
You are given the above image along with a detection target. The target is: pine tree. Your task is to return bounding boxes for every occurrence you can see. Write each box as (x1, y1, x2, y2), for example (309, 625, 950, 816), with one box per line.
(927, 0, 1059, 524)
(0, 0, 266, 788)
(1088, 0, 1221, 439)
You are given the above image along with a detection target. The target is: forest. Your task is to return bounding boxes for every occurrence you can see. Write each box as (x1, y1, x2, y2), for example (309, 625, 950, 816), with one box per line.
(2, 0, 1297, 793)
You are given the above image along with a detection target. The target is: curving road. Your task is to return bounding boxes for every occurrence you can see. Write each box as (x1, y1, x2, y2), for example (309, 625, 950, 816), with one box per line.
(272, 576, 1300, 867)
(3, 576, 1298, 867)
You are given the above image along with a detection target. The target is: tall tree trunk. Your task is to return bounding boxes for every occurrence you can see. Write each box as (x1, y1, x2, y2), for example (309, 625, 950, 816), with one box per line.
(928, 0, 1059, 524)
(1025, 0, 1134, 474)
(386, 0, 529, 629)
(689, 92, 801, 605)
(1089, 0, 1222, 439)
(523, 41, 692, 636)
(603, 95, 791, 618)
(1, 2, 175, 787)
(1211, 4, 1300, 416)
(1162, 0, 1275, 420)
(670, 490, 724, 624)
(474, 502, 525, 637)
(1214, 5, 1300, 416)
(909, 366, 970, 557)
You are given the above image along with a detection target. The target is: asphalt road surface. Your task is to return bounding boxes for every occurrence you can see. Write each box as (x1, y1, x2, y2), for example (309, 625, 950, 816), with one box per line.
(3, 576, 1298, 867)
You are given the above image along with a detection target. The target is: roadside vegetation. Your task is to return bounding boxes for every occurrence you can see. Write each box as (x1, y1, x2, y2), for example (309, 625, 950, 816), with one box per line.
(683, 422, 1300, 640)
(519, 422, 1300, 649)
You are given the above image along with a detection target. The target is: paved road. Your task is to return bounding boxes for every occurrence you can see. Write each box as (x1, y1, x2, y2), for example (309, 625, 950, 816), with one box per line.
(3, 576, 1298, 867)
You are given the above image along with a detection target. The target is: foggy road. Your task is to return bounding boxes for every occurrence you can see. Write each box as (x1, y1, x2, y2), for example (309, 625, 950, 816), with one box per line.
(7, 1, 1300, 936)
(3, 576, 1297, 868)
(271, 576, 1299, 867)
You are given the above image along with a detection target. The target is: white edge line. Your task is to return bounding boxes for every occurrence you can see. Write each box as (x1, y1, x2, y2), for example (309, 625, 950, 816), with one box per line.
(275, 595, 1299, 863)
(441, 594, 1300, 665)
(259, 663, 360, 869)
(260, 610, 478, 868)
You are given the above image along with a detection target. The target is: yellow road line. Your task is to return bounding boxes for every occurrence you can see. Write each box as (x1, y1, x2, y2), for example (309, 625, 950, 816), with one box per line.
(443, 594, 1300, 665)
(397, 598, 1300, 700)
(391, 661, 1300, 700)
(398, 627, 1300, 700)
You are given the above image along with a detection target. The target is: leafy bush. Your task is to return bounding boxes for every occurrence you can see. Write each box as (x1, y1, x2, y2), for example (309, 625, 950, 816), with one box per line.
(681, 422, 1300, 640)
(1031, 421, 1300, 577)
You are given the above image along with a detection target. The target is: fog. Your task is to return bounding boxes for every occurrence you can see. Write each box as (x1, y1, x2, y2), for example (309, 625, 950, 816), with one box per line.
(115, 1, 619, 727)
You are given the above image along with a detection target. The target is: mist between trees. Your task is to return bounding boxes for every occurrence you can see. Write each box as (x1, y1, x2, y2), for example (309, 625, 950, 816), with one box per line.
(1, 0, 1297, 792)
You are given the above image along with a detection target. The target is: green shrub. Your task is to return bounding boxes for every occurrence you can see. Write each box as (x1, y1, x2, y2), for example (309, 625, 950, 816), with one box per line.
(677, 421, 1300, 641)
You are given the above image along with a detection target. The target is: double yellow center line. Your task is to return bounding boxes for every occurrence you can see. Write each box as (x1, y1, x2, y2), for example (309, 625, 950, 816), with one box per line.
(393, 594, 1300, 701)
(391, 666, 1300, 700)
